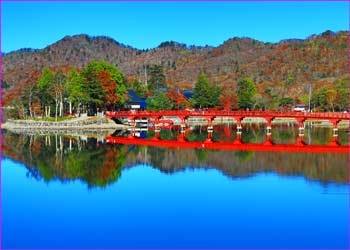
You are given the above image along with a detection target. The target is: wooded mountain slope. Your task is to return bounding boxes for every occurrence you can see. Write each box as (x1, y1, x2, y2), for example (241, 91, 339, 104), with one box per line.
(2, 30, 348, 106)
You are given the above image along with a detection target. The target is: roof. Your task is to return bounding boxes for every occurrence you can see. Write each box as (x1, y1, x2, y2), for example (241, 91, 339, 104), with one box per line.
(127, 89, 146, 108)
(182, 90, 193, 99)
(128, 89, 146, 103)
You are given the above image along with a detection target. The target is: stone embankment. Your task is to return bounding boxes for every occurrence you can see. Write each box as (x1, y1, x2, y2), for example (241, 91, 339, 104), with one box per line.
(2, 116, 130, 131)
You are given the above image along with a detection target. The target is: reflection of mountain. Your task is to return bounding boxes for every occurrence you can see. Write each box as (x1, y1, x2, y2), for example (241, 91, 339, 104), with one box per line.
(125, 146, 349, 184)
(2, 130, 349, 188)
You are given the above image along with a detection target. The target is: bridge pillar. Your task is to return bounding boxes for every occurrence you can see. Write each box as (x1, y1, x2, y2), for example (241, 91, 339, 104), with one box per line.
(233, 132, 242, 144)
(235, 117, 242, 133)
(207, 117, 214, 131)
(129, 116, 136, 127)
(152, 130, 161, 140)
(177, 132, 185, 142)
(296, 135, 305, 146)
(153, 118, 160, 132)
(296, 118, 305, 135)
(333, 129, 338, 137)
(205, 131, 213, 143)
(330, 119, 339, 137)
(265, 117, 274, 135)
(128, 130, 136, 139)
(329, 136, 339, 146)
(264, 134, 273, 145)
(179, 116, 187, 128)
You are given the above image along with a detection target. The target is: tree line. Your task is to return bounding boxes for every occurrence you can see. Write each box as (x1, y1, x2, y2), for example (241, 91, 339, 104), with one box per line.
(8, 61, 129, 120)
(6, 60, 349, 120)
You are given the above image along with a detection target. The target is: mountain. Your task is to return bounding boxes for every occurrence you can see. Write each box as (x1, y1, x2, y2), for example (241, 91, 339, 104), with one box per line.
(2, 30, 348, 106)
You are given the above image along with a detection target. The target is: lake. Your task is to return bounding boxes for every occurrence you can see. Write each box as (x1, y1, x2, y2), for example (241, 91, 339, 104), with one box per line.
(2, 125, 349, 248)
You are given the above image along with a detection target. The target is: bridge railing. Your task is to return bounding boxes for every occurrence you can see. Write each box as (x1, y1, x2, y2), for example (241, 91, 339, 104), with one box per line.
(106, 110, 350, 120)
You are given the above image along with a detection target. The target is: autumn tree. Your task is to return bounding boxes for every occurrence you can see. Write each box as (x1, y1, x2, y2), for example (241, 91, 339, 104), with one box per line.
(97, 70, 119, 110)
(21, 71, 41, 118)
(219, 89, 239, 110)
(80, 61, 127, 114)
(334, 77, 349, 111)
(166, 89, 189, 109)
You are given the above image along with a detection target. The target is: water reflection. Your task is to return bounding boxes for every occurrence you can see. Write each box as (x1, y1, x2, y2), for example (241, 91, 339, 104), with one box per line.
(2, 128, 349, 188)
(241, 123, 266, 144)
(271, 124, 299, 144)
(186, 126, 208, 142)
(2, 131, 125, 188)
(129, 123, 349, 146)
(304, 125, 333, 145)
(212, 124, 236, 142)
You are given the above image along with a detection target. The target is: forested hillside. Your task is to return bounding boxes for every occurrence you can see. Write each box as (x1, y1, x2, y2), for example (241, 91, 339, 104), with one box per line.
(2, 30, 349, 116)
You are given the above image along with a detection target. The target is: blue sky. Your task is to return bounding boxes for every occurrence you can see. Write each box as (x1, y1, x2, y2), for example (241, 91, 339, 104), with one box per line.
(1, 1, 348, 53)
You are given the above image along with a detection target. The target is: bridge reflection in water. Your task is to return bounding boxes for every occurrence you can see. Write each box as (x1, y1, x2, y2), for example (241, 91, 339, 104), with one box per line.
(106, 110, 349, 153)
(106, 125, 349, 153)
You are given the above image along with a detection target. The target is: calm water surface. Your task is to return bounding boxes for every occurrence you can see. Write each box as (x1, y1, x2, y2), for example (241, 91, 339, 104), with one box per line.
(2, 126, 349, 249)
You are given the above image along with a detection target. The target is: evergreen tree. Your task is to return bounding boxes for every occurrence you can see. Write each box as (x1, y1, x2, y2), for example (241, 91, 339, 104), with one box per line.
(208, 84, 222, 108)
(193, 73, 212, 108)
(236, 78, 257, 110)
(146, 92, 174, 110)
(148, 65, 166, 93)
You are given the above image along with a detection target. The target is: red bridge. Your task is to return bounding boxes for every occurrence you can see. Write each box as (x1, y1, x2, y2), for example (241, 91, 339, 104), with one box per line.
(106, 135, 349, 153)
(106, 110, 349, 133)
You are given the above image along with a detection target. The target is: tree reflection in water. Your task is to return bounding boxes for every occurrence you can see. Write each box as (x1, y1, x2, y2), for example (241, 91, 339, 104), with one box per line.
(2, 131, 126, 188)
(2, 126, 349, 188)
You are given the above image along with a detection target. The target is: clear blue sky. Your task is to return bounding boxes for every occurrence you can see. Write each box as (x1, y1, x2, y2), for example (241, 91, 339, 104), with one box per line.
(2, 1, 348, 53)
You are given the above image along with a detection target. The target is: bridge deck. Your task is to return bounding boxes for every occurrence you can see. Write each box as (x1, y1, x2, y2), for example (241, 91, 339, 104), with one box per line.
(106, 110, 350, 121)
